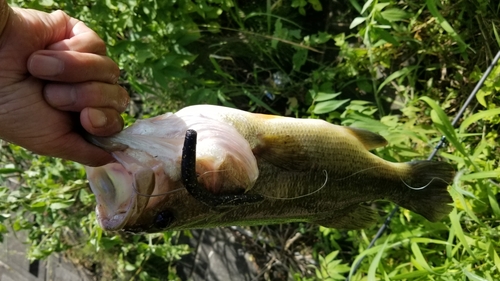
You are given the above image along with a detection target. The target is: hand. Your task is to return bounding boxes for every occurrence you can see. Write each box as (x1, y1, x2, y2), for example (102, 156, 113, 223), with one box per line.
(0, 1, 129, 166)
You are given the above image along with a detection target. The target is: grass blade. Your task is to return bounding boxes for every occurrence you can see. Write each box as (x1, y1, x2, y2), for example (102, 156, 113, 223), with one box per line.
(0, 168, 22, 174)
(410, 242, 435, 273)
(425, 0, 467, 52)
(391, 270, 429, 280)
(460, 171, 500, 181)
(488, 242, 500, 275)
(420, 96, 469, 158)
(463, 268, 488, 281)
(349, 0, 362, 12)
(493, 23, 500, 48)
(486, 181, 500, 218)
(367, 239, 388, 281)
(376, 66, 417, 95)
(348, 240, 405, 279)
(242, 88, 280, 115)
(459, 108, 500, 133)
(449, 208, 476, 259)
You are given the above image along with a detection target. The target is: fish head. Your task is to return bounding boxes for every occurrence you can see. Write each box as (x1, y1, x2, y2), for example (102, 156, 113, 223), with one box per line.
(85, 110, 259, 232)
(85, 113, 187, 232)
(86, 151, 166, 231)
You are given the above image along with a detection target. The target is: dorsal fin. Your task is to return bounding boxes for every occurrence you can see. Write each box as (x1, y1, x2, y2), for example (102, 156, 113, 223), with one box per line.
(345, 127, 388, 150)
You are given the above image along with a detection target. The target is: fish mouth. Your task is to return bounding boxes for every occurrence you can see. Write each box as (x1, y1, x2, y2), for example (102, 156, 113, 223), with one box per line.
(85, 154, 156, 231)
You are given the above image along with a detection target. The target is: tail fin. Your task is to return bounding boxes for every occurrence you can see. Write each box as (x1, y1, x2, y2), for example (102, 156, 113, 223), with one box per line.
(396, 161, 455, 222)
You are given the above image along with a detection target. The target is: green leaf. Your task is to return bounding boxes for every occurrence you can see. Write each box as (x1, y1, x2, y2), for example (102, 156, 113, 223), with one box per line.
(325, 250, 340, 263)
(50, 202, 73, 210)
(136, 49, 155, 63)
(375, 28, 399, 46)
(272, 19, 284, 49)
(374, 3, 390, 12)
(313, 91, 342, 102)
(125, 263, 136, 271)
(30, 201, 47, 212)
(380, 8, 409, 22)
(313, 32, 332, 44)
(308, 0, 323, 11)
(313, 99, 350, 114)
(292, 48, 308, 71)
(361, 0, 374, 14)
(39, 0, 54, 6)
(350, 17, 367, 29)
(475, 89, 492, 107)
(342, 112, 389, 133)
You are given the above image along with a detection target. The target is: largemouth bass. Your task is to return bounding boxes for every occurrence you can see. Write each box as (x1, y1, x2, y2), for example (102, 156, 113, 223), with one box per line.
(85, 105, 455, 233)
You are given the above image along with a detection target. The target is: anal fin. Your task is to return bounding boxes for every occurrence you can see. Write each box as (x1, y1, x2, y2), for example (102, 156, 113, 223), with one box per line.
(314, 204, 379, 230)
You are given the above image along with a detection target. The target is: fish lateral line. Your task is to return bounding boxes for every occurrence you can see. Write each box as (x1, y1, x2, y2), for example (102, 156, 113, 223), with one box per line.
(262, 170, 329, 200)
(133, 166, 386, 200)
(329, 165, 384, 181)
(260, 166, 382, 200)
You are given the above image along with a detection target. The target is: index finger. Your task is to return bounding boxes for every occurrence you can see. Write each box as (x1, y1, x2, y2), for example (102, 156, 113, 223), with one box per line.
(54, 132, 115, 166)
(46, 11, 106, 55)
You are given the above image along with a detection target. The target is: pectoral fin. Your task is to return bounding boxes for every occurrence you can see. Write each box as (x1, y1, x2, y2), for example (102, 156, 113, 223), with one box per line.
(253, 134, 313, 171)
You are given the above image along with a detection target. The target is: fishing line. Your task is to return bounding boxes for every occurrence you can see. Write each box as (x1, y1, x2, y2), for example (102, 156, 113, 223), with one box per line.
(133, 169, 230, 198)
(332, 165, 384, 181)
(198, 169, 228, 178)
(347, 50, 500, 280)
(262, 170, 329, 200)
(264, 165, 391, 200)
(400, 176, 452, 190)
(133, 184, 184, 198)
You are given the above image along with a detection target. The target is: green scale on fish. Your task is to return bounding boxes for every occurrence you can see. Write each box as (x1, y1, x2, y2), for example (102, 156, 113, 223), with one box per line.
(85, 105, 455, 233)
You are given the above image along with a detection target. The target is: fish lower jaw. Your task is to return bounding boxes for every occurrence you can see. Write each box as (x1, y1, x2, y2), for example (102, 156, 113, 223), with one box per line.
(96, 208, 131, 231)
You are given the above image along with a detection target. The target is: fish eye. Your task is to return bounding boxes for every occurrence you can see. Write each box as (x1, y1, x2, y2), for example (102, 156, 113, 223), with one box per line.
(154, 210, 175, 229)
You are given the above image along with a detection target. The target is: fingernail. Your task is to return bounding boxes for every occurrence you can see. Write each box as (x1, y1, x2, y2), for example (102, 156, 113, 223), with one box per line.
(88, 108, 107, 128)
(29, 55, 64, 76)
(44, 85, 76, 107)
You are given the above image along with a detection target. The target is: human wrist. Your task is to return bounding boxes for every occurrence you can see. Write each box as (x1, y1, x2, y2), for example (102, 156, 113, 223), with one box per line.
(0, 0, 9, 39)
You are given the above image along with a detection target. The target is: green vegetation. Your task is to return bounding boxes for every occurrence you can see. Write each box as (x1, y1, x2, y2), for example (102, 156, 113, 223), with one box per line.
(1, 0, 500, 280)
